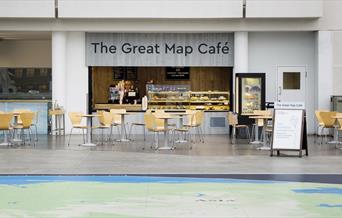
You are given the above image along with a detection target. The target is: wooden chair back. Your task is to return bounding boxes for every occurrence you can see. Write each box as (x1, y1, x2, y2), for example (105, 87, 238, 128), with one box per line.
(68, 112, 84, 126)
(319, 111, 337, 127)
(0, 113, 13, 130)
(19, 112, 35, 128)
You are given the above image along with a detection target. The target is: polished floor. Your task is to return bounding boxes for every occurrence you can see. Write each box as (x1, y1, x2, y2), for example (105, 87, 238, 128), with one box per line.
(0, 175, 342, 218)
(0, 134, 342, 174)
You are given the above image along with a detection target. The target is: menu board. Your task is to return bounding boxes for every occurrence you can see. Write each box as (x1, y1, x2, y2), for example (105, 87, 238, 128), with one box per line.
(113, 67, 137, 80)
(113, 67, 125, 80)
(126, 67, 138, 80)
(166, 67, 190, 80)
(272, 109, 304, 150)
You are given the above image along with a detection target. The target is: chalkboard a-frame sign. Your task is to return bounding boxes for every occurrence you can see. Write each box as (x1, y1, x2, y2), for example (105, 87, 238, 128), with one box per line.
(270, 109, 308, 157)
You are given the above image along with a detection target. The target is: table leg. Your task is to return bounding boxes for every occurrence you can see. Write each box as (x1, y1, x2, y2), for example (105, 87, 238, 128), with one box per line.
(12, 116, 22, 143)
(328, 126, 341, 144)
(251, 119, 262, 144)
(81, 117, 96, 147)
(117, 114, 129, 142)
(158, 118, 172, 150)
(176, 116, 187, 143)
(258, 119, 270, 150)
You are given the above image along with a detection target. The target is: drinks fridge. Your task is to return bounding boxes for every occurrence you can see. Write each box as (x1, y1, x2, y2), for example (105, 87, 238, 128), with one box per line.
(235, 73, 266, 123)
(331, 96, 342, 112)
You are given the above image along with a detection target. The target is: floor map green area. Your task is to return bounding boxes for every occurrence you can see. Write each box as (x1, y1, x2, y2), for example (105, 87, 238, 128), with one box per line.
(0, 176, 341, 218)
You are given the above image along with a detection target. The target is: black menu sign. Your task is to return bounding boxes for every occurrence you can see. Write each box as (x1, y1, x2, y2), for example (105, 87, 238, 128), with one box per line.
(166, 67, 190, 80)
(113, 67, 125, 80)
(113, 67, 137, 80)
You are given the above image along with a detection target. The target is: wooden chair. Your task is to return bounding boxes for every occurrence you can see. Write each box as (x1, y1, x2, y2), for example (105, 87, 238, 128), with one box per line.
(172, 112, 195, 150)
(144, 113, 167, 149)
(315, 110, 328, 143)
(0, 113, 14, 146)
(228, 112, 250, 143)
(318, 111, 337, 144)
(67, 112, 87, 146)
(13, 112, 35, 146)
(110, 109, 127, 138)
(184, 110, 205, 143)
(96, 111, 113, 145)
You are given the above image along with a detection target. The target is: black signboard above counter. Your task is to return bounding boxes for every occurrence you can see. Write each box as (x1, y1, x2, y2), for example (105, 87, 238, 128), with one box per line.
(166, 67, 190, 80)
(113, 67, 138, 80)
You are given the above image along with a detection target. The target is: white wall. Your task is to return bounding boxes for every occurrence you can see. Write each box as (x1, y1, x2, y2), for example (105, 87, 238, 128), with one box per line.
(0, 0, 54, 18)
(0, 39, 51, 67)
(248, 32, 316, 133)
(59, 0, 243, 18)
(246, 0, 323, 18)
(333, 31, 342, 95)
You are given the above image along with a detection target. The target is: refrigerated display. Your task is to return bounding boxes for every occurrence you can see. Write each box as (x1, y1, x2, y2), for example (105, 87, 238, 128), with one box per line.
(235, 73, 265, 114)
(331, 96, 342, 112)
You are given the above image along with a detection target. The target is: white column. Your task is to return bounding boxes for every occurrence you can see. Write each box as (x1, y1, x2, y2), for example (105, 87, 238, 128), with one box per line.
(234, 31, 249, 73)
(316, 31, 333, 110)
(233, 32, 248, 112)
(52, 31, 67, 108)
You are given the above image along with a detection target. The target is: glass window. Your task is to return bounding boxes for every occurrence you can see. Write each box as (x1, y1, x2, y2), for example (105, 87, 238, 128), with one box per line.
(0, 68, 52, 99)
(283, 72, 300, 90)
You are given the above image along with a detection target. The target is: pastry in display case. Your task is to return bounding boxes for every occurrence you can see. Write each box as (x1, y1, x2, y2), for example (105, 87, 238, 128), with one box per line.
(146, 84, 190, 110)
(190, 91, 230, 111)
(146, 85, 230, 111)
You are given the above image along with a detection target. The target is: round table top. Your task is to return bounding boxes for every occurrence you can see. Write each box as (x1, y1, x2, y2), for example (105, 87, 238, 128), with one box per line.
(249, 115, 273, 119)
(168, 112, 193, 116)
(112, 112, 138, 115)
(155, 114, 181, 119)
(80, 114, 100, 117)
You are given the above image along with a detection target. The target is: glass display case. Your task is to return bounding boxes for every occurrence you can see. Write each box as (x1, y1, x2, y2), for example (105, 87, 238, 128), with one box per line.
(236, 73, 265, 114)
(146, 84, 190, 110)
(190, 91, 230, 111)
(146, 84, 230, 111)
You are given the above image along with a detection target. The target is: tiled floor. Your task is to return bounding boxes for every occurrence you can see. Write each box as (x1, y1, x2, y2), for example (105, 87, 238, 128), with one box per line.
(0, 134, 341, 174)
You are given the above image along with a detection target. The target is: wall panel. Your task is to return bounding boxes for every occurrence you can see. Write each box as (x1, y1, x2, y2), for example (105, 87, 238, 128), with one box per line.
(0, 0, 54, 18)
(246, 0, 323, 18)
(59, 0, 243, 18)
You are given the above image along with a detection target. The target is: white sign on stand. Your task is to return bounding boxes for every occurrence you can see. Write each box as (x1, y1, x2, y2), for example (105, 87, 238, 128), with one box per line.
(272, 109, 303, 150)
(271, 101, 308, 157)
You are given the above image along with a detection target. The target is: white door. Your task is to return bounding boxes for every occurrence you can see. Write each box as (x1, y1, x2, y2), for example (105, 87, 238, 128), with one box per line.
(277, 66, 306, 103)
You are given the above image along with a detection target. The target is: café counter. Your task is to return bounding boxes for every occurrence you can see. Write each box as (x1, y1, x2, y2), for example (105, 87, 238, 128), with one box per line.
(0, 99, 51, 134)
(94, 104, 142, 111)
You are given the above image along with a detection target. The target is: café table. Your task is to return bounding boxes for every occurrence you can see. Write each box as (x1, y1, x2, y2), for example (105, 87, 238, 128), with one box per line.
(249, 115, 273, 150)
(330, 115, 342, 145)
(168, 111, 194, 143)
(248, 115, 263, 145)
(154, 114, 181, 150)
(80, 114, 100, 147)
(115, 112, 137, 142)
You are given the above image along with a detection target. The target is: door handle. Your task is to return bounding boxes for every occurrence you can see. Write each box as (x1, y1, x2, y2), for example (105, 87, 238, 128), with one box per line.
(278, 86, 282, 95)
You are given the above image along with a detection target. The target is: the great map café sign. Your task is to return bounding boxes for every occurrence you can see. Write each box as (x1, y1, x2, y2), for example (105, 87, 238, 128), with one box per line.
(86, 33, 234, 66)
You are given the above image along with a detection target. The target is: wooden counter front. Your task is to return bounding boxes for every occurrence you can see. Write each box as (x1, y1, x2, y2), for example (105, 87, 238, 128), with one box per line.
(95, 104, 142, 111)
